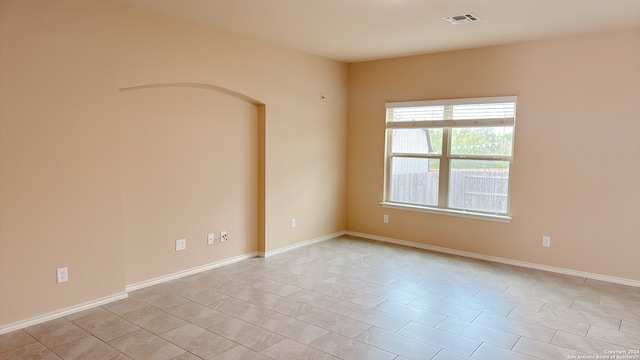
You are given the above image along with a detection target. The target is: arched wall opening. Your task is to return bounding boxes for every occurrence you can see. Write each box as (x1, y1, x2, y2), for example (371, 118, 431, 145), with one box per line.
(119, 83, 265, 285)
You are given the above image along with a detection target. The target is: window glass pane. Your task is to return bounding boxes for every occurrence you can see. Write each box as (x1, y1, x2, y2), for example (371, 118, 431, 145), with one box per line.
(390, 157, 439, 206)
(388, 106, 444, 122)
(448, 160, 509, 213)
(452, 102, 515, 120)
(391, 128, 443, 154)
(450, 127, 513, 156)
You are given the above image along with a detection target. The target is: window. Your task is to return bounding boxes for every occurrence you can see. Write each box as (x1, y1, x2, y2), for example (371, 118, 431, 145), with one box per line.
(383, 96, 516, 222)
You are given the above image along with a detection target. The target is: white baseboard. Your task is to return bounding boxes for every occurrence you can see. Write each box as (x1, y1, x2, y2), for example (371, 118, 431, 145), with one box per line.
(346, 231, 640, 288)
(126, 251, 259, 292)
(258, 231, 346, 258)
(0, 292, 128, 335)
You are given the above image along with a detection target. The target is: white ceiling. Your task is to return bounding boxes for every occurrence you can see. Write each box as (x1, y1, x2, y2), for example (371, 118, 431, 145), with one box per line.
(112, 0, 640, 62)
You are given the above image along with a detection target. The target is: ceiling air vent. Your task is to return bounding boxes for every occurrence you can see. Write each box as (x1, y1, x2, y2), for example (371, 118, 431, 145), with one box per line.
(443, 13, 481, 25)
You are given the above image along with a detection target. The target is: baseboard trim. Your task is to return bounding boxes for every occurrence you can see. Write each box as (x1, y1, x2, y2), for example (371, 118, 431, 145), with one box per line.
(126, 251, 259, 292)
(0, 292, 128, 335)
(346, 231, 640, 288)
(258, 231, 346, 258)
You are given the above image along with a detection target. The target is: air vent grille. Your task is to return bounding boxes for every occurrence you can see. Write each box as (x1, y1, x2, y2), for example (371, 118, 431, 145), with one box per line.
(443, 13, 481, 25)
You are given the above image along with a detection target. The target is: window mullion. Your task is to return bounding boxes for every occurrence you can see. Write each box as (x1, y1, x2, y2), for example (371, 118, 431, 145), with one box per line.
(439, 105, 453, 208)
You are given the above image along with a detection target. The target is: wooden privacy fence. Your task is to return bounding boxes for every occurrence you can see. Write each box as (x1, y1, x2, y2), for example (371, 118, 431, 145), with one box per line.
(390, 169, 509, 213)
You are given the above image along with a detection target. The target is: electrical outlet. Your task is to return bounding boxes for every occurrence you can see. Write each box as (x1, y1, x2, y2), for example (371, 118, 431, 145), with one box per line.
(290, 218, 296, 228)
(383, 214, 389, 223)
(176, 239, 186, 251)
(207, 233, 214, 245)
(220, 231, 227, 242)
(542, 236, 551, 247)
(57, 267, 68, 283)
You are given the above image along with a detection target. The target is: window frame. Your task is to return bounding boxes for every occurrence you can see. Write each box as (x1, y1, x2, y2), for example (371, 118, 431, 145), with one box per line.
(382, 96, 517, 223)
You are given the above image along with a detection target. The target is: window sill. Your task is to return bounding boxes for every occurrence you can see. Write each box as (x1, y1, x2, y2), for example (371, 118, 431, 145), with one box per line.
(380, 202, 512, 223)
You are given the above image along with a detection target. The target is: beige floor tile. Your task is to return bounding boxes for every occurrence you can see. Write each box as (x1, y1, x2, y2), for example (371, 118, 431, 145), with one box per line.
(512, 337, 588, 359)
(354, 281, 419, 304)
(587, 325, 640, 349)
(551, 331, 620, 356)
(120, 306, 188, 335)
(0, 342, 62, 360)
(336, 266, 397, 286)
(329, 301, 409, 332)
(254, 312, 329, 345)
(535, 283, 602, 305)
(101, 297, 148, 315)
(296, 308, 370, 338)
(397, 321, 481, 356)
(168, 352, 201, 360)
(172, 284, 230, 307)
(165, 301, 232, 328)
(408, 296, 481, 321)
(109, 328, 186, 360)
(211, 345, 272, 360)
(621, 320, 640, 336)
(216, 280, 268, 301)
(66, 307, 139, 342)
(573, 300, 640, 323)
(160, 324, 236, 359)
(310, 281, 387, 308)
(472, 312, 556, 342)
(503, 286, 574, 308)
(540, 303, 621, 330)
(447, 275, 510, 293)
(435, 317, 519, 349)
(471, 343, 540, 360)
(441, 293, 514, 317)
(214, 298, 277, 323)
(287, 288, 346, 310)
(355, 326, 440, 360)
(24, 318, 90, 348)
(208, 317, 284, 352)
(415, 278, 482, 297)
(309, 332, 396, 360)
(432, 349, 473, 360)
(260, 338, 340, 360)
(239, 277, 302, 297)
(51, 335, 129, 360)
(387, 280, 451, 300)
(473, 289, 545, 312)
(374, 299, 447, 327)
(508, 307, 590, 336)
(0, 330, 37, 352)
(130, 287, 190, 310)
(248, 291, 314, 317)
(319, 272, 369, 289)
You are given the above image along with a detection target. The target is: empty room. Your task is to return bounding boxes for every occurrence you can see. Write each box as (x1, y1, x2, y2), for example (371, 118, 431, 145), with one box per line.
(1, 0, 639, 359)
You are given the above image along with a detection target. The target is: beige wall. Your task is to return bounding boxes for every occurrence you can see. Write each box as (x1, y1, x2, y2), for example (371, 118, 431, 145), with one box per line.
(347, 29, 640, 281)
(0, 0, 347, 327)
(120, 85, 259, 285)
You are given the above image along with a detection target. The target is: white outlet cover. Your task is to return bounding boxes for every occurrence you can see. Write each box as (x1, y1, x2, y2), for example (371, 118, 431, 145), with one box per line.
(207, 233, 214, 245)
(176, 239, 186, 251)
(57, 267, 68, 283)
(542, 236, 551, 247)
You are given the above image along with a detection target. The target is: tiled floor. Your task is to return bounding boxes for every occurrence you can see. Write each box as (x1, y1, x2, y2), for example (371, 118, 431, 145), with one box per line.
(2, 235, 640, 359)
